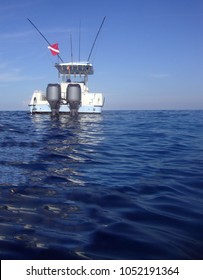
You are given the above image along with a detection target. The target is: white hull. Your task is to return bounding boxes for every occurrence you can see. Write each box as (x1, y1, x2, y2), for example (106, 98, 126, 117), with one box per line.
(29, 104, 102, 114)
(29, 81, 104, 114)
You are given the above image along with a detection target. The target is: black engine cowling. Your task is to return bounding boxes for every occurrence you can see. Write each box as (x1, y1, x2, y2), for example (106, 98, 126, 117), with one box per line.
(46, 83, 61, 116)
(66, 84, 81, 116)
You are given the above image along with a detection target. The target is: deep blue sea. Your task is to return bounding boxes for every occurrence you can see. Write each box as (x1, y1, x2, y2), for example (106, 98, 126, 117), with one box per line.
(0, 110, 203, 260)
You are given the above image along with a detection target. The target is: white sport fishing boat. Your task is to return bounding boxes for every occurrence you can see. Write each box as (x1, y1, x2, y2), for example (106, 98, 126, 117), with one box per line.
(29, 61, 104, 115)
(28, 18, 105, 116)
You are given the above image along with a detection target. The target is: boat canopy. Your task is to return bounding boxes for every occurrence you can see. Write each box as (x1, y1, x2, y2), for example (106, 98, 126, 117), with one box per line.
(55, 62, 94, 75)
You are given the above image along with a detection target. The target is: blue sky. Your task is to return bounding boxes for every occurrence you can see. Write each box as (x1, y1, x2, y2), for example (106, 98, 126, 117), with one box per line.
(0, 0, 202, 110)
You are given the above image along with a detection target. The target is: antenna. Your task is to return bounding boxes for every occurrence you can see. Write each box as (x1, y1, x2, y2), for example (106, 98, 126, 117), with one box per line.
(70, 33, 73, 63)
(27, 18, 64, 63)
(79, 20, 81, 62)
(87, 16, 106, 62)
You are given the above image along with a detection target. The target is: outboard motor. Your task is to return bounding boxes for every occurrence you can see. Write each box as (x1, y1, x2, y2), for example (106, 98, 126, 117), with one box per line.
(46, 84, 61, 116)
(66, 84, 81, 116)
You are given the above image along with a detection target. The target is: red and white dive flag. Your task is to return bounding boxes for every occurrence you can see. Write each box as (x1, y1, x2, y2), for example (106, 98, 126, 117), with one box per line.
(48, 43, 60, 56)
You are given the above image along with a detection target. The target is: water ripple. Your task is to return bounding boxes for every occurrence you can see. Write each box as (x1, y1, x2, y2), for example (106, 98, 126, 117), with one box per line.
(0, 110, 203, 259)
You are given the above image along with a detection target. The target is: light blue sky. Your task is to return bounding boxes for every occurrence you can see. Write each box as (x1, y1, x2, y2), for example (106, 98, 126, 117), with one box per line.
(0, 0, 202, 110)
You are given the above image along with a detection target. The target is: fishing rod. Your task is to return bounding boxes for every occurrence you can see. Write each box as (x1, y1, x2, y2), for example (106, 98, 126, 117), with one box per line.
(27, 18, 64, 63)
(87, 16, 106, 62)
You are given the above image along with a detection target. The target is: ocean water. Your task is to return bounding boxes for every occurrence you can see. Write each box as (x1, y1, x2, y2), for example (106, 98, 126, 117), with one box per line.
(0, 110, 203, 260)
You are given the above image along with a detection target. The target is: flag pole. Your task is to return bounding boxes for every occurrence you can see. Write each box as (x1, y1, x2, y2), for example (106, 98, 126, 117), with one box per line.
(27, 18, 64, 63)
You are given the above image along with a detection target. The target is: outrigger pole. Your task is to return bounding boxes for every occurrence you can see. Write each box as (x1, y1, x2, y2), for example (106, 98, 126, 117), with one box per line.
(27, 18, 64, 63)
(87, 16, 106, 62)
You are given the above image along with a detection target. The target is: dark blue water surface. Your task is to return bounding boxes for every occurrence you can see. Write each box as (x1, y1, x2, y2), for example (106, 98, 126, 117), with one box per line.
(0, 110, 203, 260)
